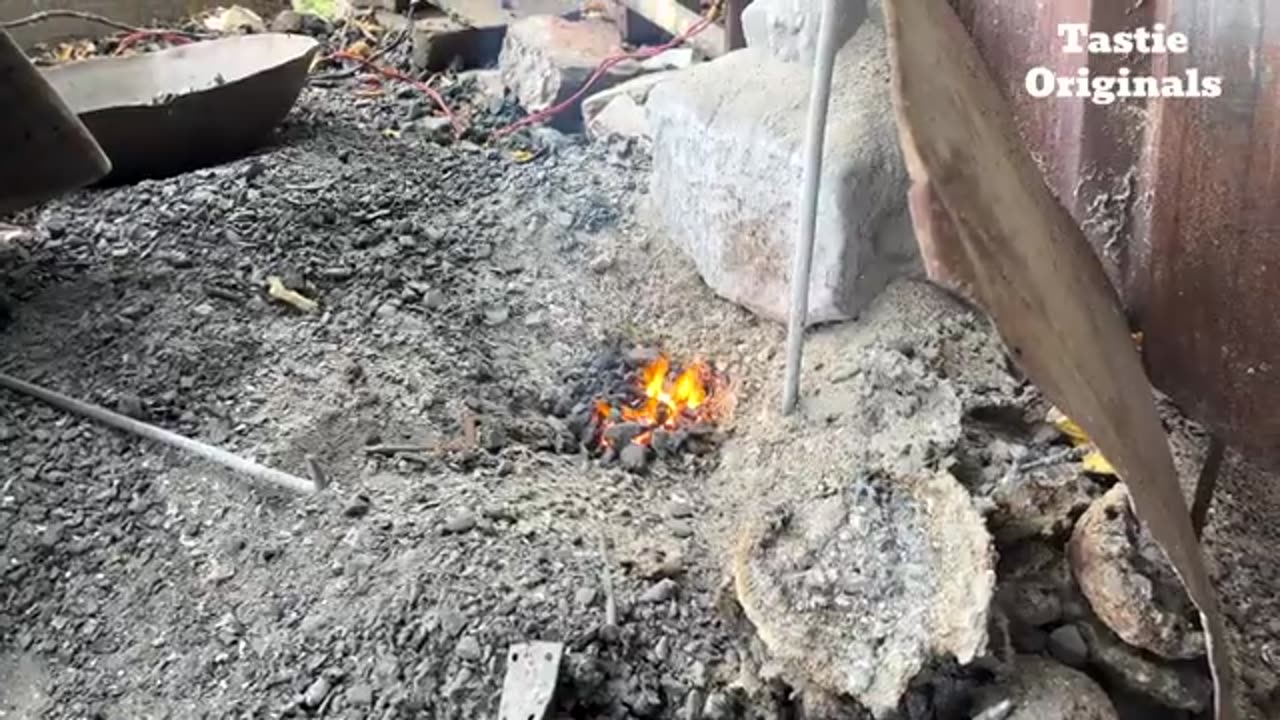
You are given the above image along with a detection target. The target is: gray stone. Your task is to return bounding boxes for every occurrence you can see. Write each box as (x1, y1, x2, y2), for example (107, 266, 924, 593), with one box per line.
(973, 656, 1117, 720)
(1069, 485, 1205, 660)
(1047, 624, 1089, 667)
(741, 0, 869, 66)
(498, 16, 631, 131)
(646, 25, 919, 326)
(582, 71, 672, 121)
(585, 94, 649, 140)
(455, 635, 483, 661)
(1080, 620, 1212, 713)
(302, 676, 331, 708)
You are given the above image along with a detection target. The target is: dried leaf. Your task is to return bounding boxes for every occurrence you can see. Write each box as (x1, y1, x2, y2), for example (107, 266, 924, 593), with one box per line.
(1080, 450, 1117, 476)
(511, 149, 536, 164)
(343, 39, 371, 59)
(382, 128, 401, 139)
(266, 276, 318, 313)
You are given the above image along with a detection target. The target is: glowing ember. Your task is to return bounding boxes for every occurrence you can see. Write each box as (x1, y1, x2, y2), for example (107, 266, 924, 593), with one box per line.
(594, 353, 721, 448)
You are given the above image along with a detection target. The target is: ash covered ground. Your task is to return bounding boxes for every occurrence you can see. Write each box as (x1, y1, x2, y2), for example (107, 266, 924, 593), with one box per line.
(0, 80, 788, 719)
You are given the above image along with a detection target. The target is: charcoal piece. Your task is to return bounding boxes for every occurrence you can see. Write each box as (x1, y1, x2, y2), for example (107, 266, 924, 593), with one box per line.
(651, 428, 686, 458)
(619, 443, 649, 473)
(603, 422, 648, 448)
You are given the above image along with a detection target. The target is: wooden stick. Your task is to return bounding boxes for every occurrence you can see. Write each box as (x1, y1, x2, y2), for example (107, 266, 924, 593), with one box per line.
(0, 371, 317, 495)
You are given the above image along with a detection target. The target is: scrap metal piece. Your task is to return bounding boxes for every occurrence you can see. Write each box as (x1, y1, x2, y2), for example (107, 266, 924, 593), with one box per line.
(499, 641, 563, 720)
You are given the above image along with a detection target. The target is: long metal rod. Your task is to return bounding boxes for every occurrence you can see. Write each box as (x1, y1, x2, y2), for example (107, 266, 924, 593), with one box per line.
(0, 371, 317, 495)
(781, 0, 842, 414)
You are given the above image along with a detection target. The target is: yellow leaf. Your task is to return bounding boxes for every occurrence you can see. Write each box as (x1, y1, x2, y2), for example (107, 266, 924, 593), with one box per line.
(511, 149, 535, 163)
(1047, 406, 1090, 446)
(266, 276, 318, 313)
(1081, 449, 1117, 476)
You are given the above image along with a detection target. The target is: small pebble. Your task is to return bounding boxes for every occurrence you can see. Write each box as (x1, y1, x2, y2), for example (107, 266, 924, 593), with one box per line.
(639, 578, 678, 604)
(669, 501, 695, 519)
(1047, 623, 1089, 667)
(668, 519, 694, 539)
(443, 513, 478, 534)
(345, 683, 374, 707)
(302, 676, 330, 708)
(619, 443, 649, 472)
(574, 586, 598, 608)
(483, 306, 510, 326)
(455, 635, 483, 661)
(342, 494, 371, 518)
(589, 252, 613, 273)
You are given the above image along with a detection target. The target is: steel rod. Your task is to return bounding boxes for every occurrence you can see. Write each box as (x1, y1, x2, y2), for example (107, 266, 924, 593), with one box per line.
(0, 371, 317, 495)
(781, 0, 843, 414)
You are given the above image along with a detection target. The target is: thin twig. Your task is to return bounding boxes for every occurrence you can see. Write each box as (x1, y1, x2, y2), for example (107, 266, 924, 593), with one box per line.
(0, 9, 142, 33)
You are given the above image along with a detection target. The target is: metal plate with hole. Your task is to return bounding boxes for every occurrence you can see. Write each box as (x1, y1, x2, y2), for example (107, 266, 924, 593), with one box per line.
(499, 641, 563, 720)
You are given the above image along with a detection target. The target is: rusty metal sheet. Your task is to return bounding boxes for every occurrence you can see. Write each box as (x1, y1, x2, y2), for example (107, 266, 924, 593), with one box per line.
(952, 0, 1280, 471)
(1135, 0, 1280, 469)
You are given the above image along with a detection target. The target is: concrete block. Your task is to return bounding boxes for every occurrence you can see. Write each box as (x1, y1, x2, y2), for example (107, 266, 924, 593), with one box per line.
(741, 0, 868, 65)
(498, 15, 630, 132)
(646, 23, 919, 326)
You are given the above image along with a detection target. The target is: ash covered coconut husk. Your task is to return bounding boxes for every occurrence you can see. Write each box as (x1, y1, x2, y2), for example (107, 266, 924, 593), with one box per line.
(712, 281, 1016, 716)
(732, 470, 995, 717)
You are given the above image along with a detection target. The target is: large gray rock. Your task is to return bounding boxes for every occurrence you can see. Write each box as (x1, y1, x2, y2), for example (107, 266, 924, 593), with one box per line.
(646, 24, 918, 326)
(741, 0, 869, 66)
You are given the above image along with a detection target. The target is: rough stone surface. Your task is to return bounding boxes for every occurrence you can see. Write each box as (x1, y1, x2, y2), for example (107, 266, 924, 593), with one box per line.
(498, 15, 630, 131)
(741, 0, 869, 66)
(646, 25, 919, 326)
(1069, 485, 1206, 660)
(974, 656, 1118, 720)
(1080, 620, 1213, 712)
(582, 72, 673, 135)
(586, 94, 649, 140)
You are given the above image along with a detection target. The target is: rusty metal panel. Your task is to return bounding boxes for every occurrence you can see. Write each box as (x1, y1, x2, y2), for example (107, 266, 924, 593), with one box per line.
(950, 0, 1280, 470)
(1135, 0, 1280, 468)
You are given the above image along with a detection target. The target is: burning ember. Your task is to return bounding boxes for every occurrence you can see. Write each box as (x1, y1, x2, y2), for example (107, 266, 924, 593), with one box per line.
(552, 345, 728, 472)
(593, 353, 721, 449)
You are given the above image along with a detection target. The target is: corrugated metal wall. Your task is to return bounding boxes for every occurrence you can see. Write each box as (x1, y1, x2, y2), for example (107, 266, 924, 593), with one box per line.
(955, 0, 1279, 470)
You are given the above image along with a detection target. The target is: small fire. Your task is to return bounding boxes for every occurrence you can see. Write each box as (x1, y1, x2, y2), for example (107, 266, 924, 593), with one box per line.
(594, 354, 721, 447)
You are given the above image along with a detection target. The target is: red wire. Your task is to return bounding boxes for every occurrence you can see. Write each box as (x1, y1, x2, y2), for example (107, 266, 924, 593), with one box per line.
(492, 13, 716, 138)
(113, 31, 195, 55)
(326, 50, 461, 139)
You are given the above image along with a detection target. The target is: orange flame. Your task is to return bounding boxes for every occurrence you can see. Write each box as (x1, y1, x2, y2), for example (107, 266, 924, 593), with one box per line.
(595, 354, 718, 447)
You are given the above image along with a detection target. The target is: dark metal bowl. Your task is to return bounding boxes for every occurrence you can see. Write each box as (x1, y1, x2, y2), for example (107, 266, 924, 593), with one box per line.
(41, 33, 320, 184)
